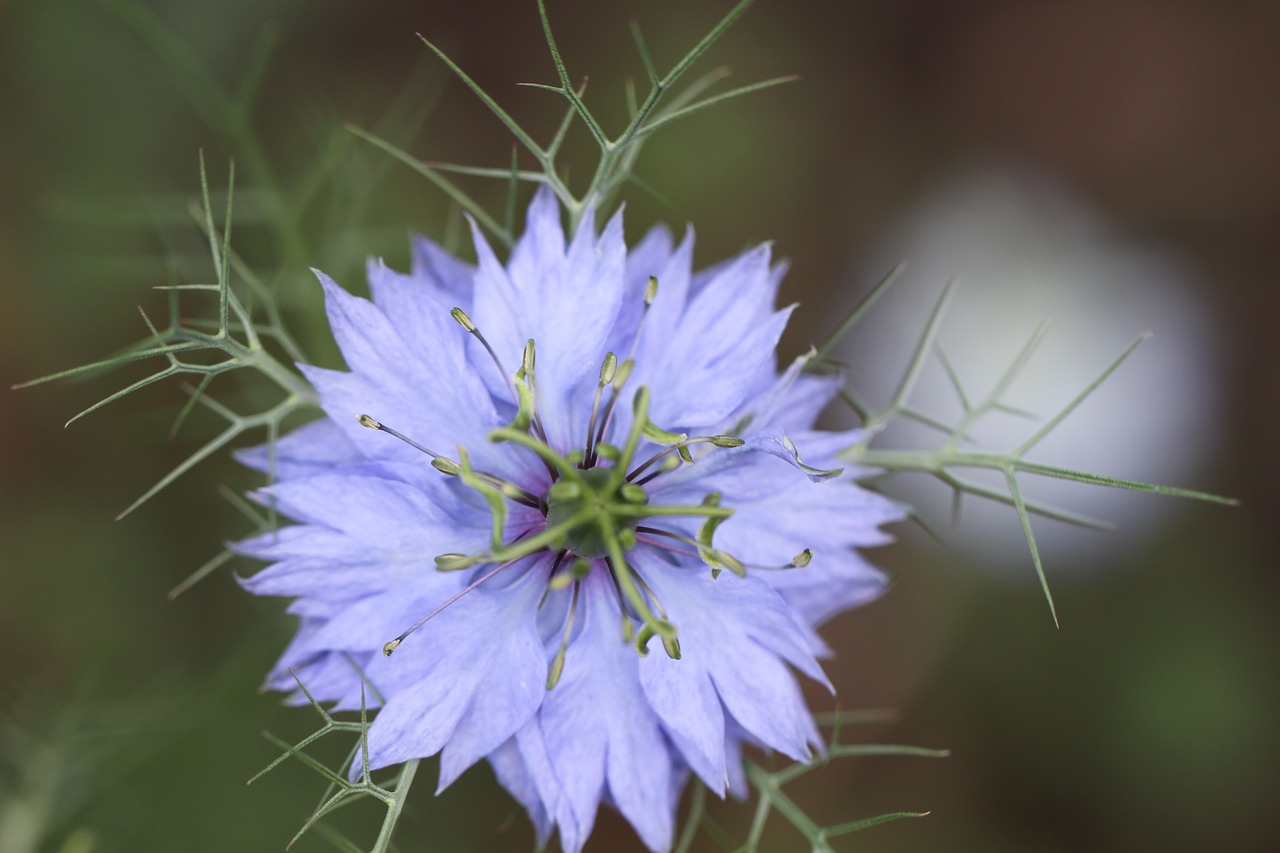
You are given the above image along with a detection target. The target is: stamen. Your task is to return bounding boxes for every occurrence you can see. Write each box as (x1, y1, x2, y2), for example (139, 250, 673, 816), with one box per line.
(541, 550, 571, 606)
(589, 358, 633, 467)
(512, 338, 557, 484)
(584, 278, 656, 468)
(626, 434, 745, 482)
(360, 414, 543, 509)
(631, 454, 681, 488)
(604, 384, 651, 494)
(546, 581, 581, 689)
(583, 353, 617, 467)
(516, 338, 549, 444)
(382, 554, 523, 655)
(359, 414, 445, 459)
(622, 275, 659, 365)
(451, 307, 519, 404)
(599, 520, 677, 657)
(627, 564, 680, 660)
(635, 526, 812, 572)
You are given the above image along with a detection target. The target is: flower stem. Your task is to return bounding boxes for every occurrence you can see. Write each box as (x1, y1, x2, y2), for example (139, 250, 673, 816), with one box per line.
(370, 759, 419, 853)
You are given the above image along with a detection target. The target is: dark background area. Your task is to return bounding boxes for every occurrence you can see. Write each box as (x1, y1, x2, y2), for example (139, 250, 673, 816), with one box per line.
(2, 1, 1276, 851)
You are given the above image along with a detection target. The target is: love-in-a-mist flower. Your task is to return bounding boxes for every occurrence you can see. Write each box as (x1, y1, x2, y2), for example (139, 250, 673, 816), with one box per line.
(236, 188, 904, 852)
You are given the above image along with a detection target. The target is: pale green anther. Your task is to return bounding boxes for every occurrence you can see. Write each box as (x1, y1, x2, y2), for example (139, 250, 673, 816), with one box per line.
(677, 445, 694, 464)
(708, 435, 745, 448)
(631, 384, 650, 416)
(567, 449, 586, 465)
(696, 492, 733, 574)
(635, 624, 656, 657)
(571, 556, 592, 578)
(707, 547, 740, 579)
(618, 529, 637, 550)
(548, 571, 574, 591)
(661, 635, 681, 660)
(599, 352, 617, 386)
(595, 443, 621, 461)
(382, 638, 402, 656)
(612, 358, 634, 391)
(619, 483, 648, 504)
(520, 338, 536, 376)
(435, 553, 477, 571)
(642, 421, 688, 446)
(634, 619, 678, 658)
(450, 307, 477, 332)
(719, 552, 746, 578)
(358, 414, 382, 430)
(644, 275, 659, 306)
(500, 483, 527, 500)
(548, 480, 582, 501)
(510, 375, 537, 431)
(792, 548, 813, 568)
(546, 647, 567, 689)
(431, 458, 462, 476)
(621, 617, 635, 644)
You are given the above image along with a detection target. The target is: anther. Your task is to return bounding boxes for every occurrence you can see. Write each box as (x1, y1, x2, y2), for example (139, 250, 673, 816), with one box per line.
(432, 458, 462, 476)
(634, 526, 808, 573)
(623, 276, 659, 364)
(631, 454, 681, 488)
(361, 414, 539, 507)
(589, 358, 635, 466)
(546, 582, 582, 690)
(515, 338, 549, 444)
(626, 434, 744, 483)
(583, 352, 618, 466)
(600, 352, 618, 386)
(359, 413, 445, 459)
(383, 557, 521, 655)
(451, 306, 519, 404)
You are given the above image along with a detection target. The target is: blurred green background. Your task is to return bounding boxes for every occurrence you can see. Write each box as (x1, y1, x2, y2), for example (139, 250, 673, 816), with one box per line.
(3, 1, 1277, 851)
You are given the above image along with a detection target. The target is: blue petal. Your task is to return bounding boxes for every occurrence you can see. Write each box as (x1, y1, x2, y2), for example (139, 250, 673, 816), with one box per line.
(637, 556, 826, 764)
(410, 235, 475, 296)
(534, 572, 680, 853)
(744, 430, 844, 482)
(234, 417, 361, 478)
(359, 570, 547, 773)
(256, 473, 486, 555)
(470, 188, 628, 452)
(763, 549, 889, 627)
(650, 305, 794, 428)
(516, 719, 588, 852)
(364, 258, 473, 374)
(487, 737, 553, 847)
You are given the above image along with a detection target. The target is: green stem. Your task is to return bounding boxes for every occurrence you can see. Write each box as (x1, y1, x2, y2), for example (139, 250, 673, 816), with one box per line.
(846, 447, 1234, 504)
(370, 759, 420, 853)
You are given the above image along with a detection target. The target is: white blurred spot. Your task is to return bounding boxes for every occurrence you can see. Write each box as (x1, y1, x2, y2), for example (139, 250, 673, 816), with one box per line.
(833, 170, 1222, 572)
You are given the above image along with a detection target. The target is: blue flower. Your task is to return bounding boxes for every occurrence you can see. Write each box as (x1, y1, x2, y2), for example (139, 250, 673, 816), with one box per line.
(237, 188, 903, 852)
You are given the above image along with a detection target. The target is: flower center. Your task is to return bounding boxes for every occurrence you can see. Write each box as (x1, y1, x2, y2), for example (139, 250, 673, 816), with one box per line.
(360, 292, 815, 681)
(544, 467, 646, 559)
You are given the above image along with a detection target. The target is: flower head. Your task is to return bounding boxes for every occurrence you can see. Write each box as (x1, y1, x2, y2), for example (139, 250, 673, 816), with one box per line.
(238, 188, 903, 852)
